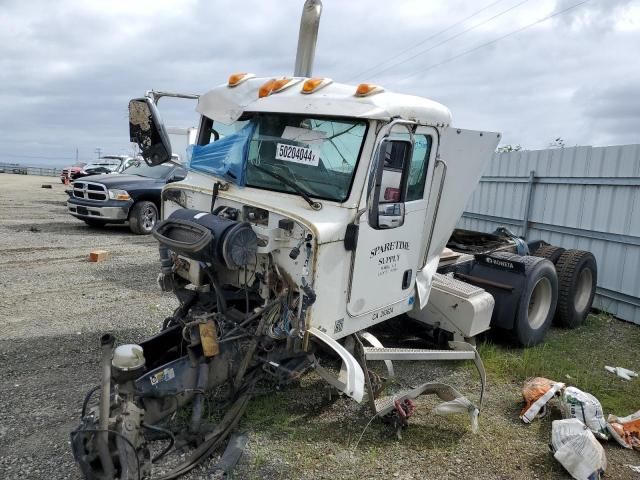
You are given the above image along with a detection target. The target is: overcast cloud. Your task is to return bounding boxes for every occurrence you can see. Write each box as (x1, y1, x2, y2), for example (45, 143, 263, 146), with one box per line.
(1, 0, 638, 166)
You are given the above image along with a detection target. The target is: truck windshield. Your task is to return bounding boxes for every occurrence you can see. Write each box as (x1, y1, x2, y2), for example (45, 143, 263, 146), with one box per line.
(121, 159, 175, 179)
(245, 115, 367, 202)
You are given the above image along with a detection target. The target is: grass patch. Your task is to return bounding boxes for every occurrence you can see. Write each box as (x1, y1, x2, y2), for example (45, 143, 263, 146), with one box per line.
(242, 391, 298, 430)
(477, 313, 640, 413)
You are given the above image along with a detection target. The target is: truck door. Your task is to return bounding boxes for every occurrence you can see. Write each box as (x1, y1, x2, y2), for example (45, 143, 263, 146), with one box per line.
(347, 122, 438, 317)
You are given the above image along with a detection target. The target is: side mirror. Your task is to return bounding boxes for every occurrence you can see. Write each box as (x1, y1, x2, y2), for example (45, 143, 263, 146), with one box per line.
(377, 202, 405, 229)
(129, 98, 172, 166)
(167, 171, 187, 184)
(367, 139, 410, 230)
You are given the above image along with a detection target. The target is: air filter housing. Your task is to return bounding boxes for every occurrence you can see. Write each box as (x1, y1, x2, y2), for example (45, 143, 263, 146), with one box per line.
(153, 209, 258, 269)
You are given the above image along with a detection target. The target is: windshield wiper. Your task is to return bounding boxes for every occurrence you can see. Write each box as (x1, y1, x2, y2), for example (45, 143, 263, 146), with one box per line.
(252, 164, 322, 210)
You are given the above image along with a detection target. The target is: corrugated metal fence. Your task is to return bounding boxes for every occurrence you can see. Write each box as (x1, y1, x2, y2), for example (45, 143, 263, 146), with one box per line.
(458, 144, 640, 325)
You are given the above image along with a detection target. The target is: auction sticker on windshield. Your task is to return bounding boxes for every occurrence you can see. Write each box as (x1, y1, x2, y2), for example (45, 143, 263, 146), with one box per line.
(275, 143, 319, 167)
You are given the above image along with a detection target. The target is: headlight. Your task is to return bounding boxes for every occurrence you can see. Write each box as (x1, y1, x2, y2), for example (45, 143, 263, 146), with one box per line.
(108, 189, 131, 201)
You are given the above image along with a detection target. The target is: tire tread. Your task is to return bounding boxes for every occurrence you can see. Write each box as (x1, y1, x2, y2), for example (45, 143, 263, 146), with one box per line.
(555, 249, 596, 328)
(533, 245, 566, 264)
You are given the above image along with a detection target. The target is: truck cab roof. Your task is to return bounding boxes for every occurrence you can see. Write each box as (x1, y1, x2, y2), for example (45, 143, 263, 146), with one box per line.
(196, 76, 452, 127)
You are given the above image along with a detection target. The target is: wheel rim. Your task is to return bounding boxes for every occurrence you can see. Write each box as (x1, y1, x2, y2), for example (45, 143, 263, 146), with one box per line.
(574, 268, 593, 312)
(142, 206, 156, 231)
(528, 277, 552, 329)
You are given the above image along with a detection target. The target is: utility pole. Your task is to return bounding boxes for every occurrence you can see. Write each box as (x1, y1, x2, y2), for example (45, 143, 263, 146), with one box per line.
(75, 147, 79, 163)
(95, 147, 102, 160)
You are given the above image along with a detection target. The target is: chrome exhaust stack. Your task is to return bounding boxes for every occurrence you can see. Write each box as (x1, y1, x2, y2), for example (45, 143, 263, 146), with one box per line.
(293, 0, 323, 77)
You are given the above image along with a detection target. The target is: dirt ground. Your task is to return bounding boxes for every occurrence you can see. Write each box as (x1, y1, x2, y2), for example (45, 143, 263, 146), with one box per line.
(0, 174, 638, 479)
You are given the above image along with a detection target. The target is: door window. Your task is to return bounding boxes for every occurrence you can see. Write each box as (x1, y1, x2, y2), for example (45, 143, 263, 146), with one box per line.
(379, 141, 411, 203)
(387, 133, 432, 201)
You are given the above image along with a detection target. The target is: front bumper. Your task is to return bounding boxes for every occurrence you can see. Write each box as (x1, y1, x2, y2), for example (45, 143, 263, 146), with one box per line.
(67, 197, 132, 222)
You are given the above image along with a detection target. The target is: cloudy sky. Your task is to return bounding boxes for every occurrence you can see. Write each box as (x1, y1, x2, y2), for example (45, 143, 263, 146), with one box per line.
(1, 0, 638, 166)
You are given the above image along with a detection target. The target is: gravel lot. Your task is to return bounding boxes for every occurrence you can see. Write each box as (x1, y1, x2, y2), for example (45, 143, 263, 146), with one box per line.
(0, 174, 638, 480)
(0, 174, 177, 479)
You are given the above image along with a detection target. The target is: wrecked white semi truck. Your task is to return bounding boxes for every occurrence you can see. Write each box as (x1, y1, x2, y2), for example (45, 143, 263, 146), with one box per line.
(71, 2, 507, 478)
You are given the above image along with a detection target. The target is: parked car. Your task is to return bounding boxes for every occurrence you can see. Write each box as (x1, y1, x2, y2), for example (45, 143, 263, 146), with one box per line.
(115, 156, 138, 173)
(67, 159, 186, 234)
(60, 163, 86, 183)
(74, 156, 130, 179)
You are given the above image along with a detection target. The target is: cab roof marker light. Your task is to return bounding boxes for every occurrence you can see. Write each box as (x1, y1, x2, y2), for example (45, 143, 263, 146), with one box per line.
(273, 77, 303, 92)
(355, 83, 384, 97)
(258, 79, 277, 98)
(258, 77, 302, 98)
(301, 77, 332, 94)
(227, 72, 255, 87)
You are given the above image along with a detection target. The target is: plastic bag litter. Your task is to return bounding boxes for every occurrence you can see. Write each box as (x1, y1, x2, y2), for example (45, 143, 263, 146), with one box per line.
(606, 410, 640, 450)
(559, 387, 609, 440)
(520, 377, 565, 424)
(604, 366, 638, 381)
(551, 418, 607, 480)
(433, 397, 479, 433)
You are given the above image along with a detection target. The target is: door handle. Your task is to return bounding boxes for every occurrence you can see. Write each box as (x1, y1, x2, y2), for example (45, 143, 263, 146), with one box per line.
(402, 269, 412, 290)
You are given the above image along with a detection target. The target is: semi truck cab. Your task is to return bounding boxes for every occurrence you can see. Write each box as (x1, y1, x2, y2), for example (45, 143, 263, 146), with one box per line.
(132, 76, 500, 343)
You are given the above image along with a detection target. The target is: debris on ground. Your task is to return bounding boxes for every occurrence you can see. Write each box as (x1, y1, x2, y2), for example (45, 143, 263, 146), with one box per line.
(624, 465, 640, 473)
(208, 432, 248, 478)
(605, 366, 638, 381)
(607, 410, 640, 450)
(434, 396, 479, 433)
(520, 377, 565, 423)
(88, 249, 109, 262)
(41, 184, 52, 189)
(559, 387, 609, 440)
(551, 418, 607, 480)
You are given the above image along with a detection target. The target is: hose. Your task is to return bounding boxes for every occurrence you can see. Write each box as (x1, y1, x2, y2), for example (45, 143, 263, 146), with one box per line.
(158, 244, 173, 274)
(141, 423, 176, 463)
(152, 373, 260, 480)
(201, 264, 227, 314)
(189, 363, 209, 433)
(163, 295, 198, 330)
(80, 385, 100, 418)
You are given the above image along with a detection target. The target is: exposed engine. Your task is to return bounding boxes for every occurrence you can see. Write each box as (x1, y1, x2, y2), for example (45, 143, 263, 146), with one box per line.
(72, 207, 317, 479)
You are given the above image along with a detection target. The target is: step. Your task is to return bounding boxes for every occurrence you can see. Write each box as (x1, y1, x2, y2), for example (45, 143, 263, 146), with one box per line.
(363, 347, 475, 362)
(432, 272, 484, 298)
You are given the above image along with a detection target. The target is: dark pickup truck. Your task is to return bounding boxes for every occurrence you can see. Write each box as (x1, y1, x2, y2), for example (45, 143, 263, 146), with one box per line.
(67, 160, 186, 234)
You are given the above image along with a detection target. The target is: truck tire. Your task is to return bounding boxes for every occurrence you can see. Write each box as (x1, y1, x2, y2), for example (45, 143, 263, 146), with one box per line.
(129, 201, 158, 235)
(83, 219, 106, 227)
(533, 244, 565, 265)
(554, 249, 597, 328)
(491, 252, 558, 346)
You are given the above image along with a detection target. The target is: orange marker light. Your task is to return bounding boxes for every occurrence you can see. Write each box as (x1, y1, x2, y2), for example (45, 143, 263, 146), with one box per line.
(355, 83, 384, 97)
(258, 79, 278, 98)
(272, 77, 294, 92)
(258, 77, 300, 98)
(227, 72, 255, 87)
(301, 77, 332, 94)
